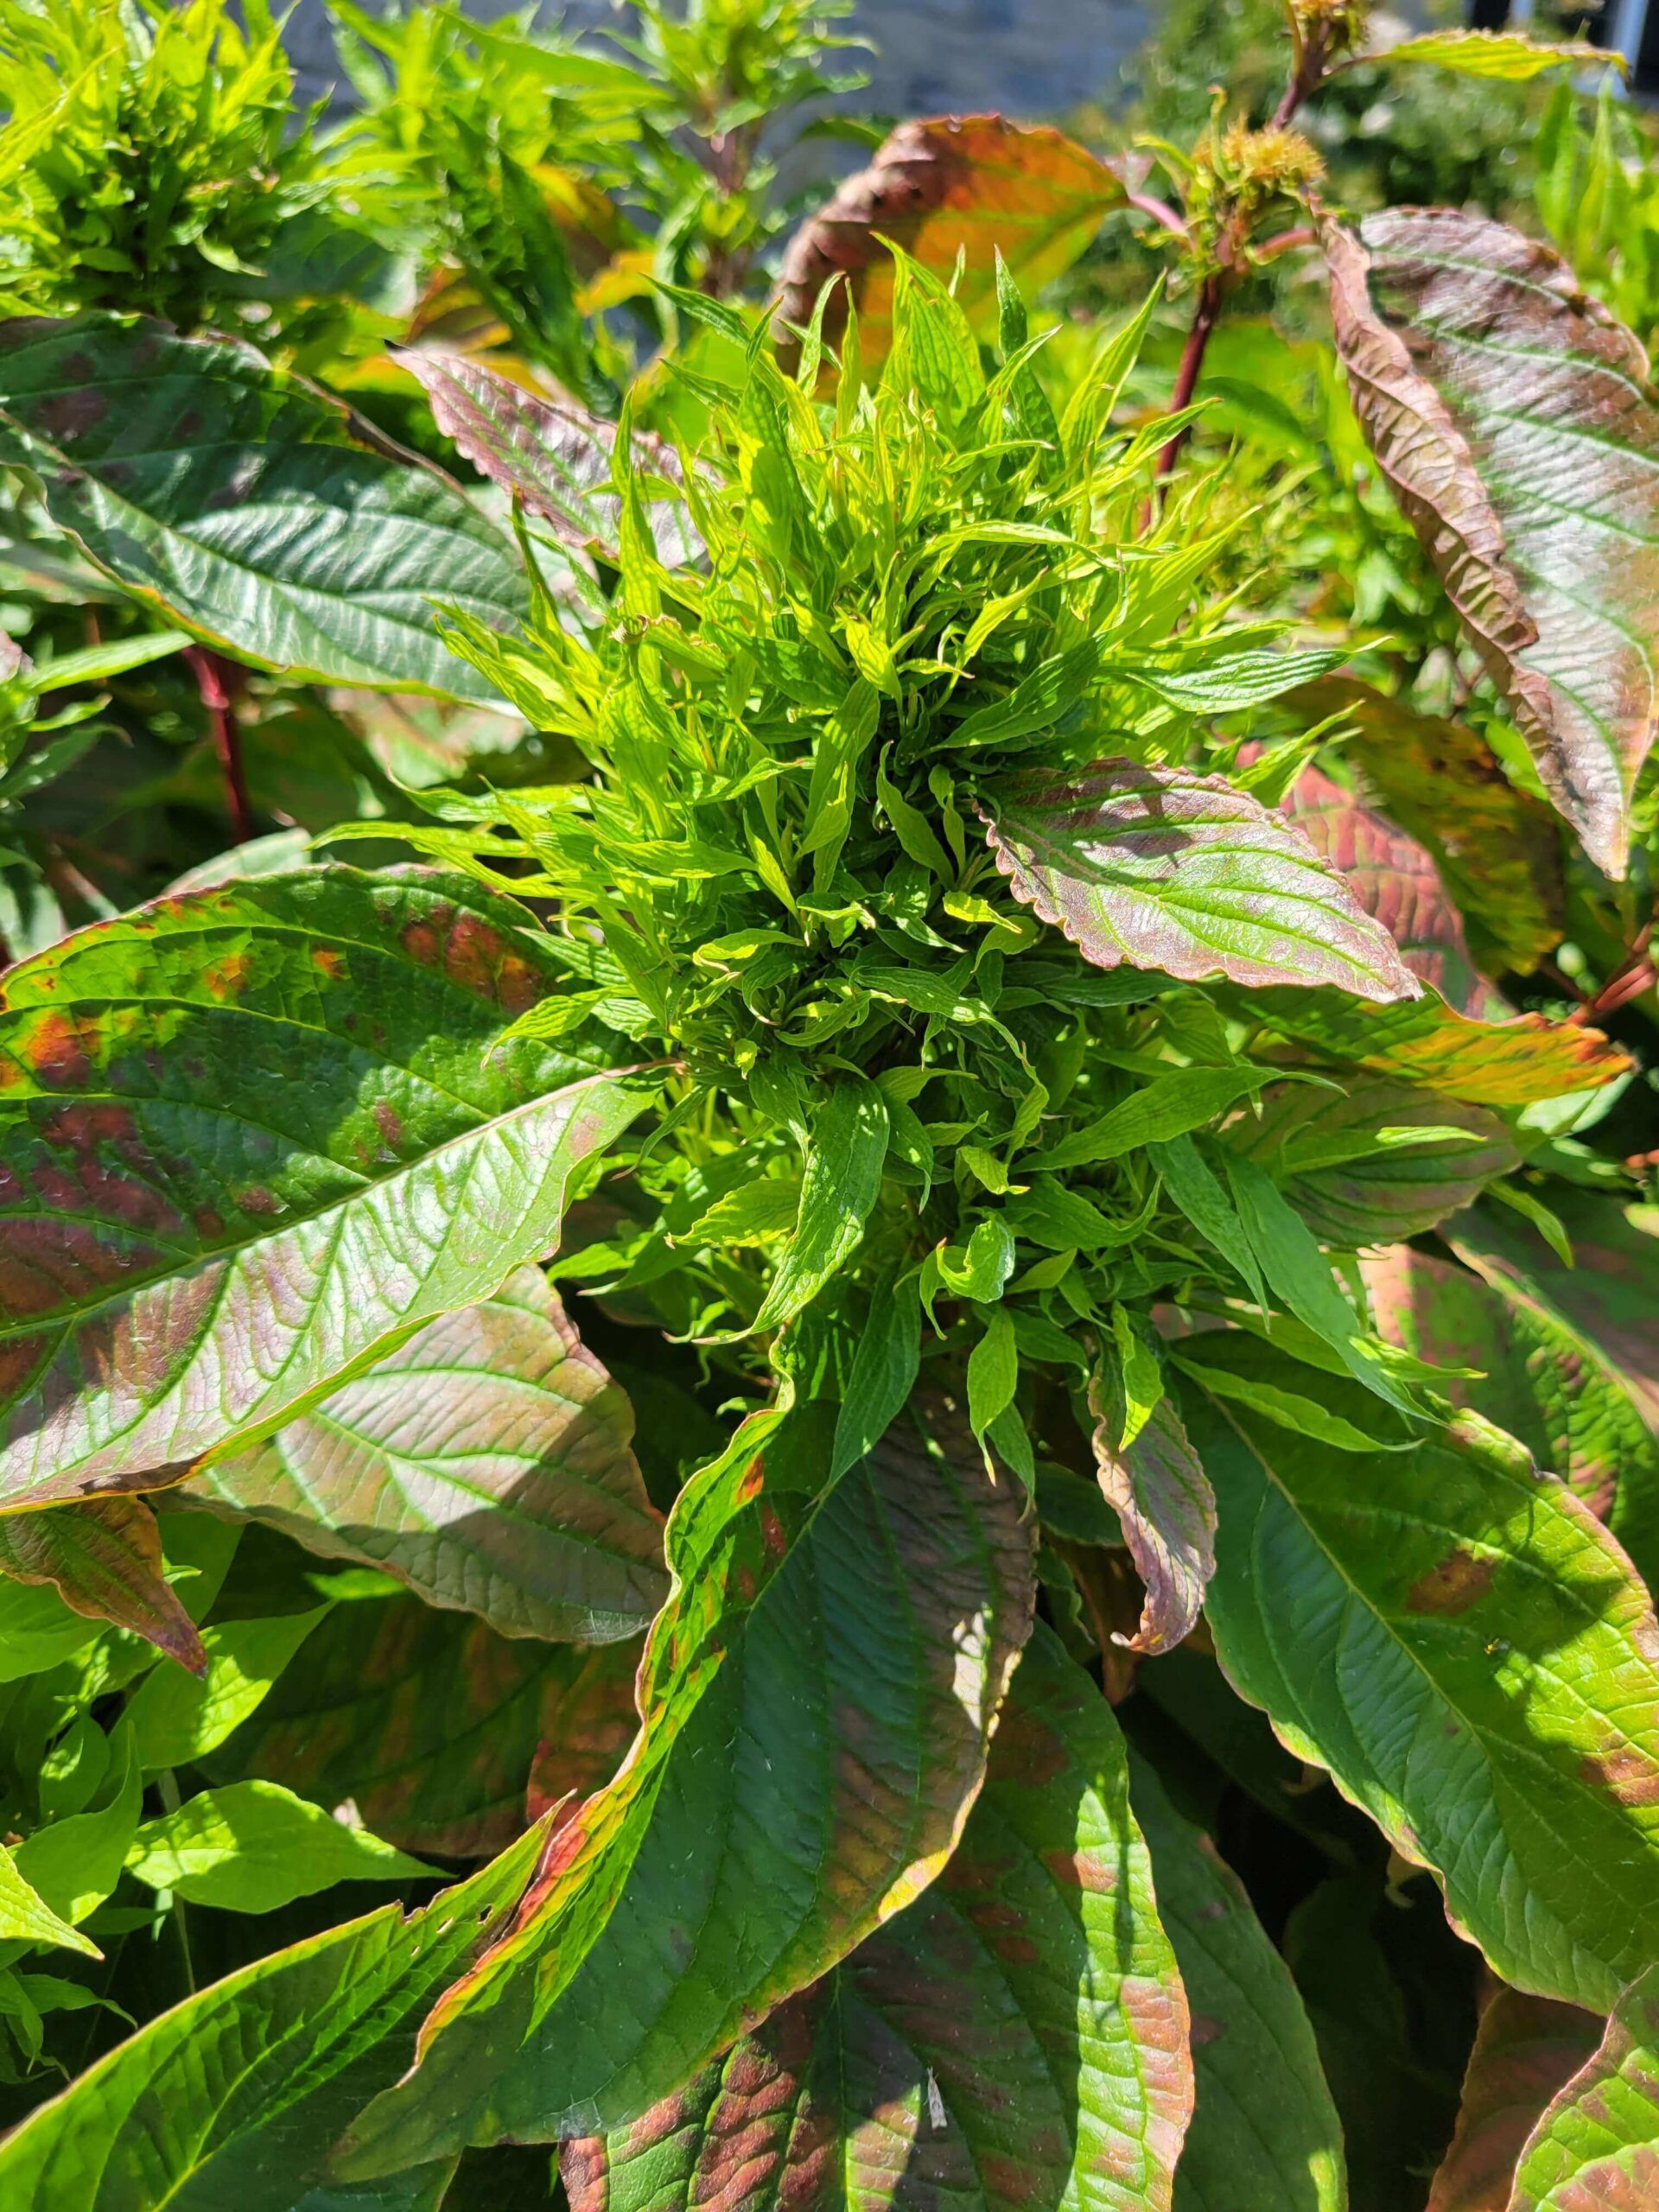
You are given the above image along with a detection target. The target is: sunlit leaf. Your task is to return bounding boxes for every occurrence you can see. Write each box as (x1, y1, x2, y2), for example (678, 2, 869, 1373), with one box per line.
(1425, 1987, 1600, 2211)
(125, 1779, 431, 1912)
(194, 1267, 667, 1643)
(562, 1627, 1193, 2212)
(1508, 1963, 1659, 2209)
(1379, 28, 1615, 78)
(0, 1842, 99, 1960)
(982, 761, 1421, 1001)
(0, 1496, 204, 1672)
(1324, 212, 1659, 874)
(0, 866, 648, 1503)
(0, 315, 528, 700)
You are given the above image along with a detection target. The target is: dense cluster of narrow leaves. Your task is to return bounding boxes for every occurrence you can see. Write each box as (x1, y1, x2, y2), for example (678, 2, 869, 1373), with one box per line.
(0, 3, 1656, 2209)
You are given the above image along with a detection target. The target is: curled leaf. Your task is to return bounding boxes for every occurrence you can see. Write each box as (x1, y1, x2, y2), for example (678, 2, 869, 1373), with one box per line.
(1088, 1378, 1215, 1655)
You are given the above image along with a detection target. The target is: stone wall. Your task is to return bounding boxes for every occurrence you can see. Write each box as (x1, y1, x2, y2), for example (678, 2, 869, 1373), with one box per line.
(285, 0, 1151, 124)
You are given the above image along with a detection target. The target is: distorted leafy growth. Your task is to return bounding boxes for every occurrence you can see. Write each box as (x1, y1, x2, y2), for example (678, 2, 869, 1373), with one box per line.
(0, 7, 1657, 2208)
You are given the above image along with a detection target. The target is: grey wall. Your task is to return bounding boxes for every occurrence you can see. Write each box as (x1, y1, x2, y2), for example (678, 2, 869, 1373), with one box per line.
(286, 0, 1150, 124)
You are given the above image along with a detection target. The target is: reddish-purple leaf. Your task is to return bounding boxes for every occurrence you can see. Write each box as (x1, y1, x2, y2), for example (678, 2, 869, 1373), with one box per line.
(1325, 211, 1659, 876)
(1427, 1987, 1602, 2211)
(1088, 1383, 1215, 1655)
(981, 760, 1421, 1002)
(0, 1496, 204, 1674)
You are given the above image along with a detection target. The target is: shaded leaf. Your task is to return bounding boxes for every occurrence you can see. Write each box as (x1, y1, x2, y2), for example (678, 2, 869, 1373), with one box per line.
(747, 1075, 889, 1335)
(0, 866, 647, 1503)
(982, 762, 1421, 1002)
(1426, 1988, 1600, 2211)
(1292, 678, 1564, 975)
(1128, 1752, 1347, 2212)
(0, 315, 528, 702)
(125, 1779, 430, 1912)
(562, 1626, 1192, 2212)
(0, 1824, 544, 2209)
(1185, 1332, 1659, 2009)
(1446, 1195, 1659, 1440)
(777, 116, 1125, 375)
(0, 1496, 204, 1672)
(398, 349, 702, 569)
(208, 1592, 640, 1860)
(1325, 212, 1659, 874)
(194, 1267, 667, 1643)
(1089, 1382, 1215, 1655)
(1282, 763, 1503, 1016)
(1249, 987, 1630, 1105)
(334, 1406, 1035, 2170)
(1231, 1078, 1519, 1249)
(1509, 1963, 1659, 2209)
(1364, 1243, 1659, 1591)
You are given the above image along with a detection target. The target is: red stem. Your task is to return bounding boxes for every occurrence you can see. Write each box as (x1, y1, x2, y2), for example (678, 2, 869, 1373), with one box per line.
(185, 645, 253, 844)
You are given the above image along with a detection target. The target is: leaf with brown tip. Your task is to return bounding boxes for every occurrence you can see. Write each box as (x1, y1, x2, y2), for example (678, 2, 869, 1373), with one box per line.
(982, 761, 1422, 1002)
(1426, 1987, 1601, 2211)
(1324, 210, 1659, 875)
(777, 116, 1125, 374)
(1089, 1383, 1215, 1655)
(0, 1497, 204, 1674)
(1249, 988, 1630, 1104)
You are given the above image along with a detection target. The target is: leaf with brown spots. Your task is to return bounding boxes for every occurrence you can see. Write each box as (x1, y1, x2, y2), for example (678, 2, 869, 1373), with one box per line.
(1363, 1243, 1659, 1593)
(1292, 678, 1564, 975)
(1128, 1751, 1346, 2211)
(1508, 1963, 1659, 2209)
(0, 315, 528, 702)
(206, 1590, 640, 1860)
(1427, 1987, 1601, 2212)
(1088, 1382, 1216, 1656)
(776, 116, 1126, 377)
(982, 761, 1422, 1003)
(333, 1402, 1035, 2175)
(192, 1266, 666, 1643)
(0, 864, 649, 1506)
(1184, 1331, 1659, 2010)
(1281, 763, 1504, 1016)
(1324, 211, 1659, 876)
(559, 1626, 1192, 2212)
(0, 1495, 203, 1674)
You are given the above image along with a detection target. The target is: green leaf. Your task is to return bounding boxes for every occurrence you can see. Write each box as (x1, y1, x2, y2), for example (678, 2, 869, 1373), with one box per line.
(121, 1609, 328, 1770)
(0, 1496, 205, 1673)
(12, 1732, 141, 1928)
(982, 761, 1421, 1002)
(1127, 1752, 1346, 2212)
(1509, 1963, 1659, 2208)
(0, 1580, 100, 1682)
(0, 866, 649, 1503)
(1150, 1135, 1267, 1312)
(1425, 1987, 1600, 2212)
(334, 1405, 1034, 2171)
(1230, 1077, 1518, 1249)
(207, 1592, 641, 1860)
(829, 1268, 921, 1480)
(561, 1627, 1193, 2212)
(1185, 1334, 1659, 2009)
(0, 1824, 545, 2208)
(1325, 212, 1659, 874)
(194, 1266, 667, 1643)
(0, 315, 529, 701)
(1034, 1067, 1265, 1173)
(1381, 28, 1616, 78)
(1365, 1243, 1659, 1592)
(747, 1075, 889, 1335)
(968, 1304, 1020, 1440)
(125, 1780, 431, 1912)
(0, 1843, 99, 1960)
(778, 117, 1126, 378)
(1088, 1384, 1215, 1655)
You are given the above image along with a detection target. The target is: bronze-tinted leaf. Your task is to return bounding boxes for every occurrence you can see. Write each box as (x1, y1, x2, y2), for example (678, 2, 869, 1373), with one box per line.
(1426, 1987, 1601, 2211)
(194, 1268, 668, 1644)
(982, 760, 1421, 1002)
(1293, 677, 1564, 975)
(1088, 1384, 1215, 1655)
(560, 1627, 1193, 2212)
(0, 1497, 203, 1674)
(207, 1592, 639, 1859)
(1508, 1963, 1659, 2209)
(777, 116, 1125, 373)
(1249, 987, 1630, 1104)
(1282, 762, 1503, 1015)
(1324, 211, 1659, 875)
(1233, 1078, 1518, 1249)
